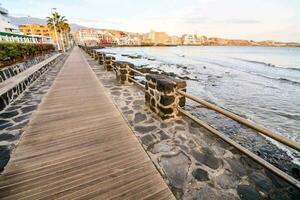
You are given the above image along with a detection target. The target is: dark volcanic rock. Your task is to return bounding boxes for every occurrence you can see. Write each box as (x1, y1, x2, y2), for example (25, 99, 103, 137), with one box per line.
(111, 91, 121, 96)
(0, 119, 10, 125)
(140, 134, 156, 146)
(21, 105, 37, 113)
(160, 153, 190, 189)
(151, 143, 172, 154)
(133, 100, 144, 106)
(0, 133, 17, 141)
(265, 170, 289, 188)
(195, 186, 230, 200)
(0, 110, 19, 118)
(157, 130, 170, 140)
(134, 125, 156, 134)
(237, 185, 263, 200)
(240, 156, 262, 170)
(13, 113, 31, 123)
(215, 173, 237, 189)
(134, 113, 146, 123)
(192, 168, 209, 181)
(0, 122, 13, 129)
(226, 158, 248, 176)
(191, 148, 221, 169)
(0, 145, 11, 171)
(249, 171, 274, 192)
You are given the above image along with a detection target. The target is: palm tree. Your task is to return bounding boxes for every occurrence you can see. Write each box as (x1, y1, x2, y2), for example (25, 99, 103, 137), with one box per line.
(47, 12, 69, 51)
(61, 22, 71, 49)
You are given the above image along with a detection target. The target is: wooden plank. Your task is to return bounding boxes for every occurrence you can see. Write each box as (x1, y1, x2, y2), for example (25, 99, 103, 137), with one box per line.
(0, 47, 174, 200)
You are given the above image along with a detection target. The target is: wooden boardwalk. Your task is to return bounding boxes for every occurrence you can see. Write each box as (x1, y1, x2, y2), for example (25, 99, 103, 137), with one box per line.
(0, 47, 175, 200)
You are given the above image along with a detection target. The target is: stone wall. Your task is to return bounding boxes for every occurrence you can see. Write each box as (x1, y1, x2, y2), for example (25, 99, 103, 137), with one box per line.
(0, 53, 55, 83)
(145, 74, 186, 120)
(0, 54, 63, 111)
(114, 61, 135, 85)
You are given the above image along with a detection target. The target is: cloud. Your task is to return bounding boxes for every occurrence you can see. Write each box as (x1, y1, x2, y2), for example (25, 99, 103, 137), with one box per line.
(182, 17, 208, 24)
(222, 19, 260, 24)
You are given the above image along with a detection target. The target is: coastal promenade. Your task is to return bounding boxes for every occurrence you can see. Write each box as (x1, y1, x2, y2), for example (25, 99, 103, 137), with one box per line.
(0, 47, 174, 199)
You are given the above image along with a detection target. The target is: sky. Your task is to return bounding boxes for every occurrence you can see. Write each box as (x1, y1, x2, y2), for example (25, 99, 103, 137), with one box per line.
(2, 0, 300, 42)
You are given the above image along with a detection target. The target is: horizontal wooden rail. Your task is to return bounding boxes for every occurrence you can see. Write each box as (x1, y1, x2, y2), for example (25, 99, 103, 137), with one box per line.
(129, 67, 145, 76)
(128, 77, 145, 90)
(178, 107, 300, 189)
(177, 90, 300, 152)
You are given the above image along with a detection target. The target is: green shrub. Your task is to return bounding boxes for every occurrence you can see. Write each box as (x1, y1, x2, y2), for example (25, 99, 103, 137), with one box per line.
(0, 42, 55, 68)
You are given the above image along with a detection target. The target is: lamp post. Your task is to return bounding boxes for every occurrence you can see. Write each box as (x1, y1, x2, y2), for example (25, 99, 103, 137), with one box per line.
(27, 16, 34, 35)
(27, 15, 34, 43)
(51, 8, 60, 50)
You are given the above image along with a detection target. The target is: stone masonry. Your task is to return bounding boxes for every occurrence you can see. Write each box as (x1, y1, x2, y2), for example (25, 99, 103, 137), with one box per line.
(114, 61, 135, 85)
(0, 55, 63, 111)
(145, 74, 186, 120)
(104, 55, 115, 71)
(0, 53, 55, 83)
(97, 52, 105, 65)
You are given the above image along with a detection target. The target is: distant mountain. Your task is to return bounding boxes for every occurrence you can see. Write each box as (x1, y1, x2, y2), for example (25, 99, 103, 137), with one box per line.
(9, 16, 87, 31)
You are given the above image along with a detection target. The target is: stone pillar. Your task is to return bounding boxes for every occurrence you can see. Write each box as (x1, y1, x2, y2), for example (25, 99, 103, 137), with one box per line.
(104, 55, 115, 71)
(92, 49, 97, 58)
(145, 74, 186, 120)
(88, 49, 93, 56)
(97, 52, 105, 65)
(114, 61, 135, 85)
(94, 50, 99, 61)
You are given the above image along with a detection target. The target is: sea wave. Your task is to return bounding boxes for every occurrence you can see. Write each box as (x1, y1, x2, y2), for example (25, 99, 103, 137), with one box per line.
(231, 57, 300, 71)
(199, 59, 300, 85)
(250, 72, 300, 85)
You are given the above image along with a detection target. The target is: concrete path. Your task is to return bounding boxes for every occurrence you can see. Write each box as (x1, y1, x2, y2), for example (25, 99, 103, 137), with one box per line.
(0, 47, 174, 200)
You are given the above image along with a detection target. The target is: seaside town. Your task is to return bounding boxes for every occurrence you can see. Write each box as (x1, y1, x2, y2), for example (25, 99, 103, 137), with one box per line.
(1, 5, 299, 47)
(0, 2, 300, 200)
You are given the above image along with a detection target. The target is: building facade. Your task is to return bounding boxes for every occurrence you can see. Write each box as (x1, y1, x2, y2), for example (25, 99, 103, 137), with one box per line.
(0, 6, 19, 33)
(167, 36, 182, 45)
(148, 31, 169, 45)
(19, 24, 51, 37)
(182, 34, 197, 45)
(73, 28, 99, 46)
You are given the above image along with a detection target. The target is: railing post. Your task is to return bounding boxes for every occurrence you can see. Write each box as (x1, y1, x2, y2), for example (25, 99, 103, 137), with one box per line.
(92, 49, 97, 58)
(104, 55, 115, 71)
(94, 50, 99, 61)
(114, 61, 134, 85)
(145, 74, 186, 120)
(97, 52, 105, 65)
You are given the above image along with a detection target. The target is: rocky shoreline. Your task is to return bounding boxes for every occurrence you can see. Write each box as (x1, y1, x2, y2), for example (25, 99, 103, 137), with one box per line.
(84, 51, 300, 200)
(117, 53, 300, 179)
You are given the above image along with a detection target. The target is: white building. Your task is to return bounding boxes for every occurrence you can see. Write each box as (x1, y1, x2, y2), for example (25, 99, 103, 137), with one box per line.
(182, 34, 197, 45)
(73, 28, 99, 45)
(0, 6, 19, 33)
(118, 35, 141, 46)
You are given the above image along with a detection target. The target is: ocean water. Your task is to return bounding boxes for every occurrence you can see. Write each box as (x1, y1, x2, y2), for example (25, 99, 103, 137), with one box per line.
(97, 46, 300, 165)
